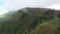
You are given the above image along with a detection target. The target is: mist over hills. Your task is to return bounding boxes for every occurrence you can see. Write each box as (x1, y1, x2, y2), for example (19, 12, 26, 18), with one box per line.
(0, 7, 60, 34)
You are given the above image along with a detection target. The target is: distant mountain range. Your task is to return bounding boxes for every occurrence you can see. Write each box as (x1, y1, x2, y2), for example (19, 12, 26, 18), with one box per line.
(0, 7, 60, 34)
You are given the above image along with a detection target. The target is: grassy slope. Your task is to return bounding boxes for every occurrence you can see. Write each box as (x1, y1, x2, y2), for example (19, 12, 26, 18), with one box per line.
(30, 18, 60, 34)
(0, 7, 60, 34)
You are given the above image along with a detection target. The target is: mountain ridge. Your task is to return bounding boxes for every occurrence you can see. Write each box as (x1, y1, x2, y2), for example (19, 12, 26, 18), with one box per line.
(0, 7, 60, 34)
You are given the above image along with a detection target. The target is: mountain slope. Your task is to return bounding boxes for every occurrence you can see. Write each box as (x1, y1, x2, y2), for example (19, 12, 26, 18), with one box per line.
(0, 7, 60, 34)
(30, 18, 60, 34)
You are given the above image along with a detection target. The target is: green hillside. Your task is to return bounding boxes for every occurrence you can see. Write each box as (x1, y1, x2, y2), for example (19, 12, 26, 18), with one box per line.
(0, 11, 16, 24)
(0, 7, 60, 34)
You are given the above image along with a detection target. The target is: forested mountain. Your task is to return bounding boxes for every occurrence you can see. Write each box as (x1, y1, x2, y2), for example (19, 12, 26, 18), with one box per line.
(0, 7, 60, 34)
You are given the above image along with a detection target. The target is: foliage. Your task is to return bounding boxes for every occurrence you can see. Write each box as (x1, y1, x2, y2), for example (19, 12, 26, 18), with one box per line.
(0, 8, 60, 34)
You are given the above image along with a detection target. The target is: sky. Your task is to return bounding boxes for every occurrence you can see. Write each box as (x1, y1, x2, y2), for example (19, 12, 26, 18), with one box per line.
(0, 0, 60, 15)
(46, 3, 60, 10)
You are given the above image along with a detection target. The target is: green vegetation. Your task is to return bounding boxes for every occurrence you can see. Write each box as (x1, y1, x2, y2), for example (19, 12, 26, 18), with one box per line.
(0, 7, 60, 34)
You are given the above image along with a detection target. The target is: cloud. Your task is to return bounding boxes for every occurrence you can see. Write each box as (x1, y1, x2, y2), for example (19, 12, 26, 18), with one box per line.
(46, 3, 60, 10)
(0, 0, 60, 11)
